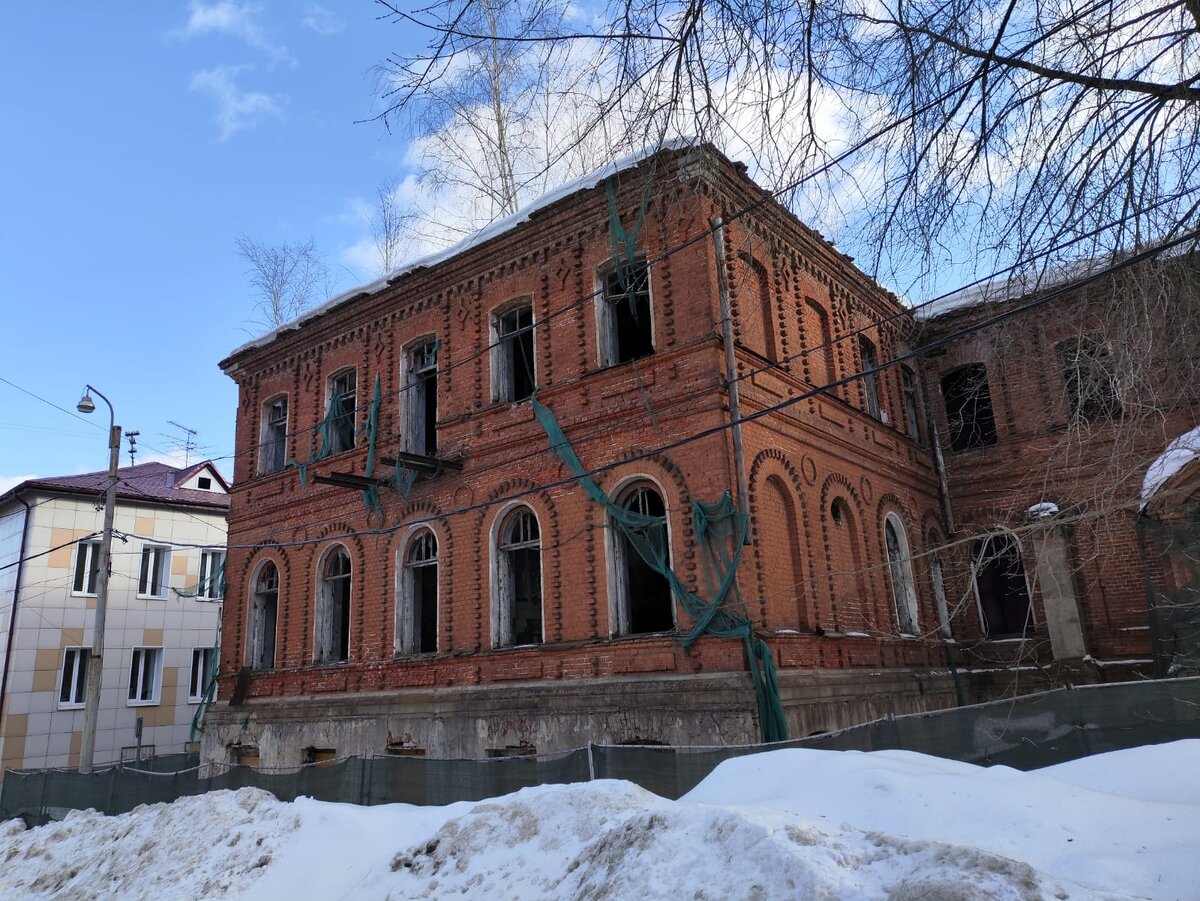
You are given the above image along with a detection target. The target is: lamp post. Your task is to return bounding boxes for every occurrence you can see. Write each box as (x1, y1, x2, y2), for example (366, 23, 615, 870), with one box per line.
(76, 385, 120, 774)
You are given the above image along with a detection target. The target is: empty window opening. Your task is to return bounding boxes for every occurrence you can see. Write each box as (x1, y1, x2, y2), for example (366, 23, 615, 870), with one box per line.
(138, 545, 170, 598)
(941, 364, 998, 450)
(612, 485, 674, 635)
(901, 366, 921, 441)
(251, 562, 279, 671)
(327, 369, 357, 454)
(198, 549, 225, 600)
(495, 304, 535, 403)
(260, 396, 288, 474)
(496, 508, 543, 646)
(972, 533, 1032, 637)
(1059, 334, 1122, 424)
(189, 647, 216, 702)
(58, 647, 89, 707)
(803, 299, 835, 386)
(399, 529, 439, 655)
(316, 547, 352, 663)
(859, 337, 881, 419)
(486, 743, 537, 758)
(128, 647, 162, 704)
(884, 515, 919, 636)
(72, 540, 101, 595)
(230, 744, 260, 768)
(404, 341, 438, 456)
(197, 476, 212, 490)
(600, 262, 654, 366)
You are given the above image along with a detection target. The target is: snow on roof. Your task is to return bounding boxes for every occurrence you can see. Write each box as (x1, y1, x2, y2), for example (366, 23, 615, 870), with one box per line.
(1140, 423, 1200, 510)
(915, 257, 1105, 320)
(224, 138, 699, 363)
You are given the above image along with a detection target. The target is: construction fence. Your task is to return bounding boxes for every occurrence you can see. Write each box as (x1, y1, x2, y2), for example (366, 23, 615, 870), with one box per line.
(3, 676, 1198, 825)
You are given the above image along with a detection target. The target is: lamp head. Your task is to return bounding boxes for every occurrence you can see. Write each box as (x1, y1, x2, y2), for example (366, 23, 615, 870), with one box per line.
(76, 392, 95, 415)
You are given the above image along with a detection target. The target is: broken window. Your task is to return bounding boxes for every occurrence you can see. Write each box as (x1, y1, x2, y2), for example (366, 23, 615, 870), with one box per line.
(259, 395, 288, 474)
(901, 366, 921, 441)
(404, 340, 438, 456)
(495, 508, 542, 646)
(884, 515, 919, 635)
(58, 647, 89, 708)
(251, 562, 278, 671)
(859, 337, 881, 419)
(327, 369, 357, 454)
(1058, 334, 1122, 424)
(72, 540, 101, 595)
(494, 304, 535, 403)
(316, 546, 351, 663)
(138, 545, 171, 598)
(599, 261, 654, 366)
(398, 529, 438, 655)
(611, 484, 674, 635)
(972, 532, 1032, 637)
(940, 364, 998, 451)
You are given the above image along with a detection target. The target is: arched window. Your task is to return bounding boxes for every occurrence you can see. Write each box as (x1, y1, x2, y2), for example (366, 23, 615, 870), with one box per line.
(611, 483, 674, 635)
(928, 530, 953, 639)
(495, 508, 542, 646)
(316, 547, 351, 663)
(883, 515, 919, 635)
(972, 532, 1032, 637)
(398, 530, 438, 655)
(250, 562, 278, 670)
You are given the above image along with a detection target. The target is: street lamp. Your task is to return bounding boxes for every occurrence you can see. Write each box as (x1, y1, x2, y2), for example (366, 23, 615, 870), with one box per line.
(75, 385, 120, 774)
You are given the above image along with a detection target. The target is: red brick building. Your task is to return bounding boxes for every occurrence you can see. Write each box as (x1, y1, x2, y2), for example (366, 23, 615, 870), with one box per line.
(205, 144, 1197, 765)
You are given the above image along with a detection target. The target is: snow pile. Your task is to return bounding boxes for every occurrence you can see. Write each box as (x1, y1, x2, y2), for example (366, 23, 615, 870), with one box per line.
(3, 742, 1199, 900)
(1140, 424, 1200, 510)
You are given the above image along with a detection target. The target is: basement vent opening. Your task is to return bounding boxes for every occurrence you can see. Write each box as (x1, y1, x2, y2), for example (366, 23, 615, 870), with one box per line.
(304, 746, 338, 767)
(485, 743, 537, 758)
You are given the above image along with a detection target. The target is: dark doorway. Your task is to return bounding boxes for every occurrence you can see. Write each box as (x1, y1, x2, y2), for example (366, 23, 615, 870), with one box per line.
(973, 534, 1032, 636)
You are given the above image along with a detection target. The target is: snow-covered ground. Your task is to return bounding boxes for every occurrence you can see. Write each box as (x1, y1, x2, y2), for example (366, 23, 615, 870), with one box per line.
(2, 741, 1197, 900)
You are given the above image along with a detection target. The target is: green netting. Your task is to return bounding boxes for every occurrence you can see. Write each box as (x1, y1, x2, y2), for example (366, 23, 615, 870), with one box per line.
(532, 397, 788, 742)
(172, 560, 224, 600)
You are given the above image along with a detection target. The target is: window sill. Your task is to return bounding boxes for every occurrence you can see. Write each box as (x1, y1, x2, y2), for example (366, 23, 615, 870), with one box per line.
(70, 591, 98, 599)
(136, 595, 169, 602)
(607, 629, 677, 642)
(393, 651, 439, 660)
(57, 702, 85, 711)
(127, 699, 160, 707)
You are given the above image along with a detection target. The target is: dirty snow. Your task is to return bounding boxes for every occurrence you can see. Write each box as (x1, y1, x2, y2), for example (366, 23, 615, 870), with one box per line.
(1026, 502, 1060, 519)
(1140, 424, 1200, 510)
(2, 742, 1198, 900)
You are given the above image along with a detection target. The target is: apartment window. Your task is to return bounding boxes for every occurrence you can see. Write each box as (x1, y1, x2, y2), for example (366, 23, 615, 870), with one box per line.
(259, 396, 288, 474)
(198, 549, 225, 600)
(495, 508, 542, 647)
(611, 484, 674, 635)
(859, 337, 881, 419)
(941, 364, 998, 450)
(404, 340, 438, 456)
(138, 545, 171, 598)
(127, 647, 163, 704)
(599, 261, 653, 366)
(398, 529, 438, 655)
(327, 369, 357, 454)
(251, 562, 279, 671)
(901, 366, 921, 441)
(58, 647, 89, 708)
(189, 647, 217, 702)
(884, 515, 919, 636)
(316, 546, 351, 663)
(72, 540, 101, 595)
(1058, 334, 1122, 424)
(494, 304, 535, 403)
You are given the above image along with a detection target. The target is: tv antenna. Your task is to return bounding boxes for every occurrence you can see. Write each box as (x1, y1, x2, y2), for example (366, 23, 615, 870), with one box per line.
(126, 430, 140, 466)
(165, 420, 199, 466)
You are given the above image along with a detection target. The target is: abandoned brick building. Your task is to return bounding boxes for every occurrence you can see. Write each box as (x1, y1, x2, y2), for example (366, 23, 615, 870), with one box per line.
(206, 143, 1199, 766)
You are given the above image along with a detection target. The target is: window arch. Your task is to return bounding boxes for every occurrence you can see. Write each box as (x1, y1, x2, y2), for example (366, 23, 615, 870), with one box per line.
(883, 514, 919, 635)
(315, 546, 351, 663)
(759, 474, 808, 629)
(494, 507, 543, 647)
(250, 561, 279, 670)
(397, 529, 438, 655)
(826, 496, 868, 628)
(972, 531, 1032, 637)
(610, 482, 674, 635)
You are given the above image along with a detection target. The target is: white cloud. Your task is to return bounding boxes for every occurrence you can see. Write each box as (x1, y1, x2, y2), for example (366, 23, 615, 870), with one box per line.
(177, 0, 295, 67)
(190, 65, 284, 141)
(302, 5, 344, 36)
(0, 474, 37, 495)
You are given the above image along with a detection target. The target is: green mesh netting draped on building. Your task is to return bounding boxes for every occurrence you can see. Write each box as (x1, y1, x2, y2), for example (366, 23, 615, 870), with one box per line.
(532, 398, 788, 742)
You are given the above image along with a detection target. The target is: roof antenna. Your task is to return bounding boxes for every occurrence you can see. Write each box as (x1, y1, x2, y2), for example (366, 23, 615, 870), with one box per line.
(165, 421, 198, 466)
(126, 430, 140, 466)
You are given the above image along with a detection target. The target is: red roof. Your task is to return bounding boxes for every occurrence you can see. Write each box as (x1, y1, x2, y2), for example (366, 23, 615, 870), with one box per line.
(7, 461, 230, 511)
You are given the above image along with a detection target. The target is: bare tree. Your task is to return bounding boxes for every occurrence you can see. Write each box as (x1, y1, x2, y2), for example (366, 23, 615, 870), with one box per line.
(371, 176, 408, 274)
(236, 235, 330, 330)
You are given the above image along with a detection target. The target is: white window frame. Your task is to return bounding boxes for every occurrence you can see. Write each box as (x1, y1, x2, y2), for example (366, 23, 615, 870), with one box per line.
(58, 646, 90, 709)
(198, 549, 226, 600)
(396, 528, 439, 656)
(596, 259, 654, 368)
(491, 506, 543, 648)
(72, 540, 102, 596)
(491, 302, 536, 404)
(315, 546, 352, 664)
(137, 545, 172, 599)
(188, 647, 217, 703)
(883, 513, 920, 637)
(259, 394, 289, 475)
(127, 647, 163, 705)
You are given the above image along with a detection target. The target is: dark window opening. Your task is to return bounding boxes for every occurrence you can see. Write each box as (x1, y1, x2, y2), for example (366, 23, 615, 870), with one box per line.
(59, 648, 89, 706)
(252, 563, 278, 671)
(859, 337, 881, 419)
(262, 396, 288, 474)
(498, 509, 542, 646)
(197, 476, 212, 490)
(602, 262, 653, 365)
(403, 530, 438, 655)
(317, 548, 351, 663)
(901, 366, 921, 441)
(406, 341, 438, 456)
(328, 370, 357, 454)
(616, 486, 674, 634)
(941, 364, 998, 450)
(973, 533, 1032, 637)
(496, 305, 535, 402)
(304, 747, 338, 767)
(73, 541, 100, 594)
(1058, 335, 1122, 424)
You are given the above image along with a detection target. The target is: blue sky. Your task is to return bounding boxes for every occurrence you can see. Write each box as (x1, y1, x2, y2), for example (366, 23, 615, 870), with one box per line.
(1, 2, 421, 489)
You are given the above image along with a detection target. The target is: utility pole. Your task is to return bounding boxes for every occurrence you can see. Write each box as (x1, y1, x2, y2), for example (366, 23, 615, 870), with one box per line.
(76, 385, 120, 774)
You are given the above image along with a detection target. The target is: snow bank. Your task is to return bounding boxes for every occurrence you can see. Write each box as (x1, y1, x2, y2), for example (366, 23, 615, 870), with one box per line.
(1140, 424, 1200, 510)
(3, 743, 1197, 900)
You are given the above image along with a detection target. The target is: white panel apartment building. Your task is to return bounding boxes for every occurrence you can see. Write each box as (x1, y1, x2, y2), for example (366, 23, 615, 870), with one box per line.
(0, 461, 228, 775)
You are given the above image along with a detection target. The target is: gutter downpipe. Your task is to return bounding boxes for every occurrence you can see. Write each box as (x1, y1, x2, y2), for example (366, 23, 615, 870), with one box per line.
(0, 491, 34, 735)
